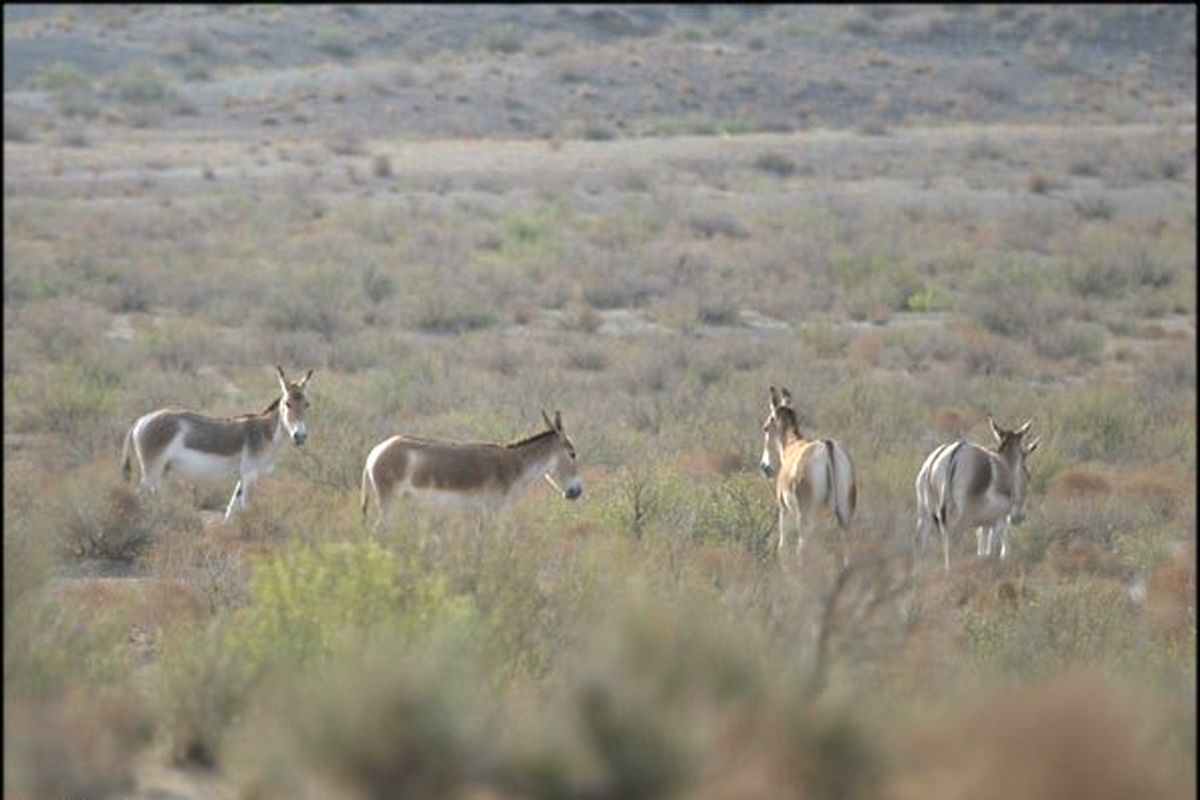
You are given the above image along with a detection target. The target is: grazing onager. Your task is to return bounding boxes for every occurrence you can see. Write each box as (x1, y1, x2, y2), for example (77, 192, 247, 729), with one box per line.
(915, 416, 1040, 572)
(759, 386, 857, 570)
(121, 366, 313, 520)
(361, 410, 582, 524)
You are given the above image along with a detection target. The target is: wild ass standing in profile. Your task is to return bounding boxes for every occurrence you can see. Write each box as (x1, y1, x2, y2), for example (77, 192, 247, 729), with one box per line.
(121, 366, 313, 520)
(759, 387, 857, 571)
(914, 416, 1040, 572)
(361, 410, 582, 524)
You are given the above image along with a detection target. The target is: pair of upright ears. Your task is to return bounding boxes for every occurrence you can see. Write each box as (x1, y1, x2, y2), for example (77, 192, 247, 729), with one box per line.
(768, 386, 793, 410)
(541, 409, 564, 432)
(276, 366, 314, 391)
(989, 416, 1040, 454)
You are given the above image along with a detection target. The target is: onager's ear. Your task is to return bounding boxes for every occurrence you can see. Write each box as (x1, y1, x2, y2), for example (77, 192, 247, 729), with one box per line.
(298, 369, 314, 388)
(541, 409, 554, 430)
(780, 387, 793, 407)
(553, 410, 563, 432)
(988, 415, 1004, 443)
(1015, 418, 1032, 437)
(769, 386, 781, 410)
(276, 365, 289, 392)
(1025, 437, 1041, 455)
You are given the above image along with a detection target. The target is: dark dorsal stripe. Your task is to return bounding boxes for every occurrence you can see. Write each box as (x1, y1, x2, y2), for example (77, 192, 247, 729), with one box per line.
(506, 428, 557, 449)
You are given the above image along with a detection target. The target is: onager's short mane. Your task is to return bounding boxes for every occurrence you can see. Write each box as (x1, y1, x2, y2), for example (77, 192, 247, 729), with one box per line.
(256, 396, 281, 416)
(505, 428, 557, 449)
(776, 406, 803, 439)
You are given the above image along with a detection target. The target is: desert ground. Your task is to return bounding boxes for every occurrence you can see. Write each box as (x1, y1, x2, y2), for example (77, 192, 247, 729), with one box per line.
(4, 5, 1196, 799)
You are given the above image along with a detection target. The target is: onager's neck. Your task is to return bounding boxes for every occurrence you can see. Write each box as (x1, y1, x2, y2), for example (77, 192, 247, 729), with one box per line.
(261, 401, 285, 443)
(508, 432, 560, 487)
(780, 423, 808, 452)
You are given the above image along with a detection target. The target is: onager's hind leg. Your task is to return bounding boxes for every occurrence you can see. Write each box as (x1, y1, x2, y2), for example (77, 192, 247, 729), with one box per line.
(793, 508, 805, 567)
(834, 523, 848, 569)
(136, 453, 166, 495)
(940, 523, 952, 573)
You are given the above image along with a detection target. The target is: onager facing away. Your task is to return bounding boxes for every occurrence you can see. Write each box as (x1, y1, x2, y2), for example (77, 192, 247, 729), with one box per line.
(759, 386, 857, 571)
(361, 410, 582, 525)
(915, 416, 1040, 572)
(122, 366, 313, 520)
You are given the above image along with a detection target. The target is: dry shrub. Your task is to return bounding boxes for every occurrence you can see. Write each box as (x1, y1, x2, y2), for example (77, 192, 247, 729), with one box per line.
(888, 670, 1189, 800)
(142, 525, 251, 614)
(54, 577, 208, 640)
(1113, 467, 1192, 522)
(675, 450, 747, 479)
(932, 407, 973, 439)
(1143, 545, 1196, 649)
(847, 330, 887, 368)
(1046, 466, 1112, 502)
(372, 153, 393, 178)
(1042, 534, 1126, 581)
(4, 689, 151, 799)
(949, 321, 1020, 376)
(1026, 171, 1052, 194)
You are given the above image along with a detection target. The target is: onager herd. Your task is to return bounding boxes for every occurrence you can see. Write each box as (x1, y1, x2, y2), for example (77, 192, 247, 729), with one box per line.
(121, 367, 1039, 574)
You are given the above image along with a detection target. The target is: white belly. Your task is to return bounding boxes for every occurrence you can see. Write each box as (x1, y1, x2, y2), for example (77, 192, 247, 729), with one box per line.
(402, 486, 506, 511)
(167, 446, 241, 481)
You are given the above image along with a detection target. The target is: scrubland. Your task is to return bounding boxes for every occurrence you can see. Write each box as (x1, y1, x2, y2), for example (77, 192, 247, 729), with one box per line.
(4, 5, 1196, 798)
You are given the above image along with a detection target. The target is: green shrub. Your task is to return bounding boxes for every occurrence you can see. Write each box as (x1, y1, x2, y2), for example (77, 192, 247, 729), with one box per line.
(1034, 321, 1106, 363)
(482, 24, 523, 54)
(313, 26, 355, 59)
(155, 538, 473, 763)
(692, 473, 776, 555)
(1055, 385, 1151, 461)
(108, 67, 178, 107)
(965, 579, 1142, 679)
(31, 61, 91, 92)
(963, 256, 1072, 337)
(753, 152, 798, 177)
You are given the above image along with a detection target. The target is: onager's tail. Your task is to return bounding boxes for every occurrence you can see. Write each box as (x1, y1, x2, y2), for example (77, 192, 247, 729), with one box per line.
(938, 441, 964, 529)
(360, 462, 373, 523)
(825, 440, 856, 528)
(121, 426, 135, 483)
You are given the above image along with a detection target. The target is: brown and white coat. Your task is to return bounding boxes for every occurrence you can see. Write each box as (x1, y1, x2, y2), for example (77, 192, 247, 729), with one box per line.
(121, 367, 313, 519)
(914, 417, 1040, 571)
(759, 387, 857, 570)
(361, 410, 582, 522)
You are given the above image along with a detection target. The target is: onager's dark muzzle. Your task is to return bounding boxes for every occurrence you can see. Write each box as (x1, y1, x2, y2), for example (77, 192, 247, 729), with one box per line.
(293, 430, 307, 446)
(565, 484, 582, 501)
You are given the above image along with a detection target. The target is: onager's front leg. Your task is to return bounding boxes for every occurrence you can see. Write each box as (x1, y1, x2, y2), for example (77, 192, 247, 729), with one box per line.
(777, 506, 790, 568)
(224, 479, 244, 520)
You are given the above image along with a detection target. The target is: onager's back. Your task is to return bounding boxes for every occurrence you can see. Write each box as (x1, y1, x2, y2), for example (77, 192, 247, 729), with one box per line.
(759, 386, 857, 571)
(361, 410, 581, 522)
(915, 417, 1040, 571)
(121, 366, 314, 519)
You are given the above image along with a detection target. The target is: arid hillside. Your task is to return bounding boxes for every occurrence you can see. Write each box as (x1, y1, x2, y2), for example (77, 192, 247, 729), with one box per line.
(4, 5, 1196, 799)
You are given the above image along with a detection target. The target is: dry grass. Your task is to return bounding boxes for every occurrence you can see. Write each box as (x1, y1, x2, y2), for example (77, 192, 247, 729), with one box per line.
(2, 5, 1195, 794)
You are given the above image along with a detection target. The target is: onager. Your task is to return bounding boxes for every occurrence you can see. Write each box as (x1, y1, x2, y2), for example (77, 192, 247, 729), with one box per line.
(361, 410, 581, 524)
(759, 386, 857, 570)
(121, 366, 313, 520)
(915, 416, 1040, 571)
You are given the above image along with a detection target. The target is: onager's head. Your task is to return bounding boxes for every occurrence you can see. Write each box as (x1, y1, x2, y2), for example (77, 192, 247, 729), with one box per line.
(760, 386, 801, 478)
(276, 366, 313, 446)
(540, 410, 582, 501)
(989, 416, 1040, 524)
